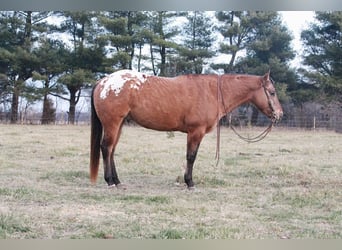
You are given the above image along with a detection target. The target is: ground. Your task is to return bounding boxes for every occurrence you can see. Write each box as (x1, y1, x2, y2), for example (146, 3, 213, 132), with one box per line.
(0, 125, 341, 239)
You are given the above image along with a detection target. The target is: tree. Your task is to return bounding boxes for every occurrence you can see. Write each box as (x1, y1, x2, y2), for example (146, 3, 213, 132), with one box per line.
(235, 12, 296, 96)
(32, 39, 69, 124)
(55, 11, 106, 124)
(41, 97, 56, 124)
(98, 11, 134, 70)
(58, 68, 94, 124)
(0, 11, 50, 123)
(176, 11, 215, 74)
(98, 11, 150, 71)
(301, 11, 342, 102)
(148, 11, 180, 76)
(213, 11, 257, 73)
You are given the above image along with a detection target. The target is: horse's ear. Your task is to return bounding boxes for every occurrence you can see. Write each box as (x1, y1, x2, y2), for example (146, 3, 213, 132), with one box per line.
(263, 70, 270, 82)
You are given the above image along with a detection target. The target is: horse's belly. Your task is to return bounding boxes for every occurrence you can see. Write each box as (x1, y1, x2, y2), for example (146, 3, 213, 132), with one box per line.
(129, 108, 185, 132)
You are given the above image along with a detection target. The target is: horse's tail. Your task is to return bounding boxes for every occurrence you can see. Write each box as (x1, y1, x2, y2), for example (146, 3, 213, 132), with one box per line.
(90, 86, 102, 184)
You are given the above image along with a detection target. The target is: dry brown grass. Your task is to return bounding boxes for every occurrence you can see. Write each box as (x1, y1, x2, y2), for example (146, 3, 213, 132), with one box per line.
(0, 124, 341, 238)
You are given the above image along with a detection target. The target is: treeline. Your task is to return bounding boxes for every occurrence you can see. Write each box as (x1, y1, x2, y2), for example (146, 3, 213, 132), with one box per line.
(0, 11, 341, 125)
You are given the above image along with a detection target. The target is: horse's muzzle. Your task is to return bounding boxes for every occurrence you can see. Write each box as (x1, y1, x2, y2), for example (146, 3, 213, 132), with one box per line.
(272, 110, 283, 123)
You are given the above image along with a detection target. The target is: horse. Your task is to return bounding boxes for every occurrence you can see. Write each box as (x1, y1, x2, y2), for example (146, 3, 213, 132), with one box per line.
(90, 69, 283, 189)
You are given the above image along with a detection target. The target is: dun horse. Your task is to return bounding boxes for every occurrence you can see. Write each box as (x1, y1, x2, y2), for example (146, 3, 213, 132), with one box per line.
(90, 70, 283, 189)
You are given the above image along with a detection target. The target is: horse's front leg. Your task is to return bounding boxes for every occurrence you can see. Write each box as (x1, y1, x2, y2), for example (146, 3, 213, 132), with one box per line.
(185, 129, 205, 189)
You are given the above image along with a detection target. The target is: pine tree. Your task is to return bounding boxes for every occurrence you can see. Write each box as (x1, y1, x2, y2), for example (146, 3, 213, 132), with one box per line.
(41, 97, 56, 124)
(213, 11, 256, 73)
(0, 11, 50, 123)
(176, 11, 215, 74)
(301, 11, 342, 102)
(236, 12, 296, 90)
(148, 11, 180, 76)
(55, 11, 106, 124)
(32, 39, 69, 124)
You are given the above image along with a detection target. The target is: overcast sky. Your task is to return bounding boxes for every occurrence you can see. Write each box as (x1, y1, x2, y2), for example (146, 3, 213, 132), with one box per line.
(279, 11, 315, 67)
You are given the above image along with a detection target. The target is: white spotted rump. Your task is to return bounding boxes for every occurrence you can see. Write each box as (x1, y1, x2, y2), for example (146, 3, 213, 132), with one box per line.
(99, 70, 148, 99)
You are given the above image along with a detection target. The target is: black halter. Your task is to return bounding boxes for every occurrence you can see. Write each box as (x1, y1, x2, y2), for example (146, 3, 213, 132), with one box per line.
(262, 77, 278, 122)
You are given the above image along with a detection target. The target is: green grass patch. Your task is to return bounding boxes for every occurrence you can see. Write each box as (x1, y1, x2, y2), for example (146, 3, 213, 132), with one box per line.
(0, 214, 30, 238)
(40, 170, 89, 185)
(145, 195, 170, 204)
(152, 229, 183, 239)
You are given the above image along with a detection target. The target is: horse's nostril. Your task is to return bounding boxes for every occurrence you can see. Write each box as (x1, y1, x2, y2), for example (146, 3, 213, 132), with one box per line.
(278, 111, 284, 119)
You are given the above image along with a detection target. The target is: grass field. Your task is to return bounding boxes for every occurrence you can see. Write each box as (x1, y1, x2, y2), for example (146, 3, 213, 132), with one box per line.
(0, 124, 341, 239)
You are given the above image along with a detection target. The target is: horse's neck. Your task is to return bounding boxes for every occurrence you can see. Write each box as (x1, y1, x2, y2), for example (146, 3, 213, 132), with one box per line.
(219, 75, 258, 115)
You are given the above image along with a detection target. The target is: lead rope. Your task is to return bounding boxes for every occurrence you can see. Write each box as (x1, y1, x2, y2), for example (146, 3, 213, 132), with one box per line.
(215, 75, 221, 166)
(215, 75, 275, 165)
(229, 119, 274, 143)
(229, 82, 275, 143)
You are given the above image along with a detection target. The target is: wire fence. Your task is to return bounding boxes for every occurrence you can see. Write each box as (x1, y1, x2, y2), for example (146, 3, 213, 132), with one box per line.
(1, 110, 342, 133)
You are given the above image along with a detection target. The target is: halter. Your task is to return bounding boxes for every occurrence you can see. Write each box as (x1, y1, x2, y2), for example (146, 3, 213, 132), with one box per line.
(215, 75, 275, 163)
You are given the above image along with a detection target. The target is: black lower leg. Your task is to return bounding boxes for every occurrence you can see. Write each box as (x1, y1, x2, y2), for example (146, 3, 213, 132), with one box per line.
(184, 146, 199, 188)
(101, 143, 120, 186)
(110, 154, 120, 185)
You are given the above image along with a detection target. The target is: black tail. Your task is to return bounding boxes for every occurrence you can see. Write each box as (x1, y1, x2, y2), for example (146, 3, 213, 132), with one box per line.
(90, 86, 102, 183)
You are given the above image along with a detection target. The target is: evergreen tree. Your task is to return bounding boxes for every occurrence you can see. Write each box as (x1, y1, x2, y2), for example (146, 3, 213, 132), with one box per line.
(41, 97, 56, 124)
(55, 11, 106, 124)
(148, 11, 180, 76)
(98, 11, 150, 71)
(213, 11, 256, 73)
(176, 11, 215, 74)
(98, 11, 134, 70)
(0, 11, 50, 123)
(236, 12, 296, 94)
(301, 11, 342, 102)
(32, 39, 69, 124)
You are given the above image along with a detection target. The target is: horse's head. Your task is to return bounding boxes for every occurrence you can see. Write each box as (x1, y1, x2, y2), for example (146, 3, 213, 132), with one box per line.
(251, 72, 283, 122)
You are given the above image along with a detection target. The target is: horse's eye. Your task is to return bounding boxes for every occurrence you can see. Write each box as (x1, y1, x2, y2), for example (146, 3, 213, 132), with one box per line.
(269, 91, 276, 96)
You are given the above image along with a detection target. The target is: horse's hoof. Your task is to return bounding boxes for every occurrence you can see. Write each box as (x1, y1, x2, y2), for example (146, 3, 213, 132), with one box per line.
(108, 184, 116, 189)
(187, 186, 196, 191)
(116, 183, 127, 190)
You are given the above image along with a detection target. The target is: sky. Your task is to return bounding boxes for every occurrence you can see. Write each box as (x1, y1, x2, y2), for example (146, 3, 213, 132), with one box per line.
(279, 11, 316, 67)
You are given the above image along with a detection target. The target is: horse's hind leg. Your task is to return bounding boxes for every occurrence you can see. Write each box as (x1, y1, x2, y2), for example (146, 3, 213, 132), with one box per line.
(184, 128, 205, 189)
(101, 121, 124, 187)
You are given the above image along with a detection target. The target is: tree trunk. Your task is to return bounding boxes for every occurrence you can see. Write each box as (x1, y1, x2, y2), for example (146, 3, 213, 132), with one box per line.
(68, 90, 76, 125)
(138, 44, 142, 72)
(150, 43, 156, 75)
(160, 44, 166, 76)
(41, 94, 48, 124)
(10, 90, 19, 124)
(41, 94, 56, 124)
(251, 106, 259, 125)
